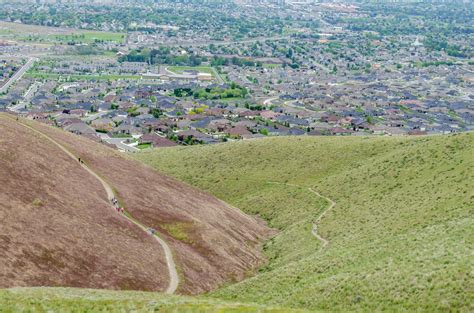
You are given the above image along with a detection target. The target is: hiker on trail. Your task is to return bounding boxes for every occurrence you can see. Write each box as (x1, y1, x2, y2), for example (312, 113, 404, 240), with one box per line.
(78, 157, 81, 163)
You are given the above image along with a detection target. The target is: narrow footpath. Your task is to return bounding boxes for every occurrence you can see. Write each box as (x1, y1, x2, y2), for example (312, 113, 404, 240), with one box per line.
(267, 181, 336, 249)
(1, 114, 179, 294)
(308, 188, 336, 248)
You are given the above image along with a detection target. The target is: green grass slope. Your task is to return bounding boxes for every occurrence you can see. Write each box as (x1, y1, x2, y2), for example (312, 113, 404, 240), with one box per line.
(135, 133, 474, 311)
(0, 288, 300, 312)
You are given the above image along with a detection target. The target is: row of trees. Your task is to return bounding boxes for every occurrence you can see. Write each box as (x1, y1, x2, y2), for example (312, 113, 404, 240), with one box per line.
(119, 48, 205, 66)
(173, 83, 248, 100)
(119, 48, 269, 68)
(424, 37, 469, 58)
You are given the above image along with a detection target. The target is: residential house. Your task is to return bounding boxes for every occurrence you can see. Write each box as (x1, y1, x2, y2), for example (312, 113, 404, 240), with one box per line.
(91, 118, 114, 132)
(140, 133, 178, 148)
(226, 126, 251, 138)
(111, 124, 142, 136)
(64, 122, 96, 136)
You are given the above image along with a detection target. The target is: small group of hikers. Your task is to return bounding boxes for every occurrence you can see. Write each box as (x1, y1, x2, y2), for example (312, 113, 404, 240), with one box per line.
(111, 197, 124, 213)
(77, 157, 124, 214)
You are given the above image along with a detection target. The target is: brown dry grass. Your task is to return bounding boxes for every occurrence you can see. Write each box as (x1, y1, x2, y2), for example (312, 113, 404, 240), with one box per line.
(0, 116, 169, 291)
(0, 114, 272, 294)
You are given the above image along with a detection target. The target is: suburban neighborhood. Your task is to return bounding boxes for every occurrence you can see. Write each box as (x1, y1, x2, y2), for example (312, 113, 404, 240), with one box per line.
(0, 0, 472, 152)
(1, 1, 473, 312)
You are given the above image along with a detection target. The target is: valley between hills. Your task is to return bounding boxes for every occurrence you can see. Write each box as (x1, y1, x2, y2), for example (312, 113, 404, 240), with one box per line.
(1, 114, 472, 311)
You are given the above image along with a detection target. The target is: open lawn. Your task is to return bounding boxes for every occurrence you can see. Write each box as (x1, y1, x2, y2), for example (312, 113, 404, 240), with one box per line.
(167, 65, 215, 75)
(262, 63, 282, 69)
(50, 32, 125, 44)
(0, 21, 125, 44)
(25, 71, 141, 81)
(135, 133, 474, 311)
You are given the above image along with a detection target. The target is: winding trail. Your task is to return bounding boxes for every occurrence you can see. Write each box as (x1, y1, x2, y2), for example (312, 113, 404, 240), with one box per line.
(0, 114, 179, 294)
(267, 182, 336, 249)
(308, 188, 336, 248)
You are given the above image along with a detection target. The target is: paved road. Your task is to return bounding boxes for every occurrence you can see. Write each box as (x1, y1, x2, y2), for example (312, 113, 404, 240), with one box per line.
(8, 101, 27, 113)
(210, 67, 225, 84)
(0, 114, 179, 294)
(97, 133, 140, 152)
(263, 97, 279, 106)
(8, 81, 41, 113)
(142, 35, 291, 48)
(0, 57, 37, 94)
(460, 67, 474, 74)
(284, 100, 317, 113)
(25, 81, 40, 98)
(83, 111, 110, 122)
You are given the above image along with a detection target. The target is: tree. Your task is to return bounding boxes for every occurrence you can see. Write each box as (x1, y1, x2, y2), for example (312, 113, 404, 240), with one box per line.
(150, 108, 162, 118)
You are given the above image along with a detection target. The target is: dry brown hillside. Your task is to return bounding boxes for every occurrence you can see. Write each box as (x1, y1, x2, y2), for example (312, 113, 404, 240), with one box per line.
(0, 114, 272, 294)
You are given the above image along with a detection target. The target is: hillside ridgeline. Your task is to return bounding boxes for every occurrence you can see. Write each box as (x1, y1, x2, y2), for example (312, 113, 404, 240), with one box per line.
(136, 133, 473, 311)
(0, 114, 272, 294)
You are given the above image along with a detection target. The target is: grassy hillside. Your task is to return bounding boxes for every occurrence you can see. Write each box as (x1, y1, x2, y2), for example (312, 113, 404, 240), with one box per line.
(0, 114, 271, 295)
(136, 133, 474, 311)
(0, 288, 299, 312)
(0, 115, 171, 292)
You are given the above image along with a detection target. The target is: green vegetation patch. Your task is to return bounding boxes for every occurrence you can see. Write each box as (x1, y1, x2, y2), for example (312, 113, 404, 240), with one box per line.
(173, 83, 247, 100)
(13, 31, 125, 44)
(167, 65, 215, 75)
(51, 32, 125, 44)
(135, 133, 474, 311)
(25, 71, 140, 81)
(31, 198, 43, 207)
(137, 143, 152, 150)
(0, 288, 300, 312)
(161, 222, 195, 244)
(262, 63, 282, 69)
